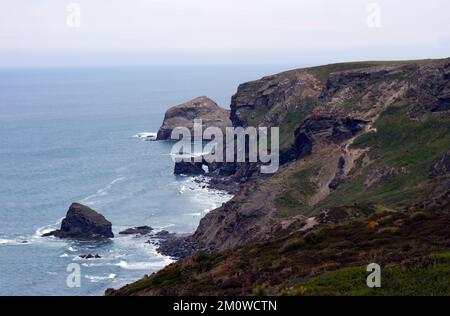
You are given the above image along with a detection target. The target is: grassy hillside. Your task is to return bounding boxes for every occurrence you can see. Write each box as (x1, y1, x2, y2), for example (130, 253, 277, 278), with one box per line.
(108, 195, 450, 296)
(295, 252, 450, 296)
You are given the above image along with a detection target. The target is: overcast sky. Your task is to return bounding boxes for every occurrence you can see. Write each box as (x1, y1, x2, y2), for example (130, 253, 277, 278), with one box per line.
(0, 0, 449, 67)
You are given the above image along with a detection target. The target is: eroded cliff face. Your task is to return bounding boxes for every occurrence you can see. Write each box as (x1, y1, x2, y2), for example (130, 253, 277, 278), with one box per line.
(156, 96, 231, 140)
(186, 58, 450, 253)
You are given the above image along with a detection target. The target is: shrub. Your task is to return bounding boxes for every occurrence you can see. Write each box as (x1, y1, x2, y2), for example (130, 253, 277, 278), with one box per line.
(252, 285, 267, 296)
(304, 230, 325, 244)
(378, 226, 399, 234)
(279, 238, 305, 253)
(410, 212, 430, 222)
(297, 285, 308, 296)
(194, 251, 209, 262)
(367, 221, 380, 229)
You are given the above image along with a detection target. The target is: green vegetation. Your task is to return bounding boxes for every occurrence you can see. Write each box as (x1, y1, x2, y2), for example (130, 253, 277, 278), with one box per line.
(293, 252, 450, 296)
(279, 238, 306, 253)
(246, 106, 271, 127)
(193, 251, 210, 262)
(275, 167, 318, 217)
(252, 285, 267, 296)
(410, 211, 431, 222)
(279, 97, 316, 150)
(308, 62, 379, 83)
(125, 265, 182, 294)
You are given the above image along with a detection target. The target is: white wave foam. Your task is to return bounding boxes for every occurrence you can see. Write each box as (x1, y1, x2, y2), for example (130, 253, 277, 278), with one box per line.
(158, 223, 175, 230)
(0, 238, 29, 246)
(133, 132, 157, 141)
(116, 259, 173, 270)
(85, 274, 116, 282)
(33, 217, 64, 239)
(181, 176, 233, 205)
(81, 262, 105, 267)
(1, 218, 66, 247)
(116, 260, 128, 268)
(1, 218, 64, 247)
(81, 176, 126, 204)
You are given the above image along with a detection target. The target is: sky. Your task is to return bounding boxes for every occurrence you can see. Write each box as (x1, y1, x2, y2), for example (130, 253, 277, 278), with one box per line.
(0, 0, 449, 67)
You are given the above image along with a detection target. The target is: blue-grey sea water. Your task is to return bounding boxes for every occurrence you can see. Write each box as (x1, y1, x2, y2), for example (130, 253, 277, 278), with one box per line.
(0, 65, 292, 296)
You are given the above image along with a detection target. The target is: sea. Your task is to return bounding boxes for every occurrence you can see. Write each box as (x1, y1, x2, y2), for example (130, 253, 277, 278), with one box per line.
(0, 65, 292, 296)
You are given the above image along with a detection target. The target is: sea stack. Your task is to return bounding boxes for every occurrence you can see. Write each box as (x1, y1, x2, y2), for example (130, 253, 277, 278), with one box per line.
(156, 96, 231, 140)
(42, 203, 114, 239)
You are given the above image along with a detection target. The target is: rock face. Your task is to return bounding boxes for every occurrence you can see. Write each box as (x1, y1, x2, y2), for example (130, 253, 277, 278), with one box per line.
(364, 166, 409, 188)
(293, 116, 368, 159)
(429, 150, 450, 178)
(157, 235, 197, 259)
(174, 161, 206, 175)
(42, 203, 113, 239)
(157, 96, 231, 140)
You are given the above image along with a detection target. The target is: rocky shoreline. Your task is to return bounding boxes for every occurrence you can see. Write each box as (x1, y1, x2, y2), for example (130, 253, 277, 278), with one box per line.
(157, 174, 239, 259)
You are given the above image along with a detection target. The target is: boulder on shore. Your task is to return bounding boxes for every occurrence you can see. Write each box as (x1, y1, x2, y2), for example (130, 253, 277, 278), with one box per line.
(157, 96, 231, 140)
(42, 203, 114, 239)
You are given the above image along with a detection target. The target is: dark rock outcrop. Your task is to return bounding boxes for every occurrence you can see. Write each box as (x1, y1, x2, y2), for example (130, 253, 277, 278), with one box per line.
(42, 203, 113, 239)
(294, 116, 368, 160)
(119, 226, 153, 235)
(157, 235, 198, 259)
(413, 61, 450, 112)
(364, 166, 409, 188)
(154, 230, 173, 238)
(174, 161, 206, 175)
(429, 150, 450, 178)
(316, 204, 377, 225)
(329, 156, 346, 190)
(157, 96, 231, 140)
(79, 254, 102, 259)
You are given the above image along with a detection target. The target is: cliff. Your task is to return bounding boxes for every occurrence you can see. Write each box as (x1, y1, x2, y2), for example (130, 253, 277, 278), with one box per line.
(156, 96, 231, 140)
(186, 58, 450, 253)
(108, 57, 450, 296)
